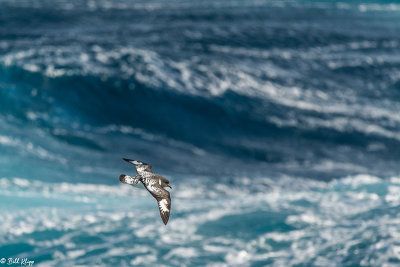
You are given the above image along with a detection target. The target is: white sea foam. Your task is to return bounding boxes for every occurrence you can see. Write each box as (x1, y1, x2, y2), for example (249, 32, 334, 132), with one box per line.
(90, 124, 205, 156)
(0, 135, 19, 146)
(0, 134, 67, 164)
(0, 176, 399, 266)
(2, 32, 400, 147)
(164, 247, 199, 259)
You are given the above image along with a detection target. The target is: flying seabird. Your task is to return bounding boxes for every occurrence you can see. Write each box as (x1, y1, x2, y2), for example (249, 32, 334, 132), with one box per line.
(119, 158, 172, 225)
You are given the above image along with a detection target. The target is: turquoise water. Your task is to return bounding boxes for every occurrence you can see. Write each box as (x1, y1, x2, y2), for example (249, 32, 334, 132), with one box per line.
(1, 0, 400, 266)
(2, 175, 400, 266)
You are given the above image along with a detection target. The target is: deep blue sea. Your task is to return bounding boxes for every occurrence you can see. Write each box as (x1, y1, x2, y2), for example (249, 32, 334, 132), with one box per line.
(1, 0, 400, 266)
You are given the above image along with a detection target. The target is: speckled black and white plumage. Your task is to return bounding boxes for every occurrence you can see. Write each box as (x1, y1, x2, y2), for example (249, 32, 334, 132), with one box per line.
(120, 158, 172, 225)
(119, 174, 145, 189)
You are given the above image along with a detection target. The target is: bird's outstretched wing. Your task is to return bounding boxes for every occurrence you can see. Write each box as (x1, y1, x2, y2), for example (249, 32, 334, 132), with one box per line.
(139, 164, 152, 173)
(156, 190, 171, 225)
(146, 183, 171, 225)
(119, 174, 140, 184)
(119, 174, 145, 189)
(123, 158, 152, 173)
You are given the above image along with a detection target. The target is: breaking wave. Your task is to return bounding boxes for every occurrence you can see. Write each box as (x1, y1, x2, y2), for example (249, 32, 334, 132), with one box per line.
(1, 174, 400, 266)
(1, 0, 400, 266)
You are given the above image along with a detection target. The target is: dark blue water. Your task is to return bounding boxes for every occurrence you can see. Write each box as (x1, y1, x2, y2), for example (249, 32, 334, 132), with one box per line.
(1, 1, 400, 266)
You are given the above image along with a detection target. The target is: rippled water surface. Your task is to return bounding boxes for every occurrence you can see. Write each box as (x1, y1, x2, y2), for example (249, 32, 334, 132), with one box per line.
(1, 0, 400, 266)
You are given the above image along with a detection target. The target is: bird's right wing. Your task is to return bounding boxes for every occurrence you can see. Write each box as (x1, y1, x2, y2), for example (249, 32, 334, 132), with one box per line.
(139, 164, 152, 172)
(123, 158, 152, 172)
(148, 183, 171, 225)
(156, 189, 171, 225)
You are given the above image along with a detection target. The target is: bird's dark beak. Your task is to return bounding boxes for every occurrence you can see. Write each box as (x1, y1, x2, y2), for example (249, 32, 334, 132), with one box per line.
(168, 185, 172, 189)
(123, 158, 133, 163)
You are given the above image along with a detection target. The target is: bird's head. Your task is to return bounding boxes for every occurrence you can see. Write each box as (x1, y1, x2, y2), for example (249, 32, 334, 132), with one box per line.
(160, 177, 172, 189)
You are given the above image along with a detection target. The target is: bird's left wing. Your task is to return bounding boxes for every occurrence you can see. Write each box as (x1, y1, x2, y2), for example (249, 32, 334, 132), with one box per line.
(119, 174, 145, 189)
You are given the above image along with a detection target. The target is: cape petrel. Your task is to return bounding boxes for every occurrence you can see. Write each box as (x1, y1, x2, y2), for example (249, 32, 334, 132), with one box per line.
(119, 158, 172, 225)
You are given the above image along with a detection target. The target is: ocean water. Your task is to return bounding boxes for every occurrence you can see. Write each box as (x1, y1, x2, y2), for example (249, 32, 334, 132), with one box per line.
(1, 0, 400, 266)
